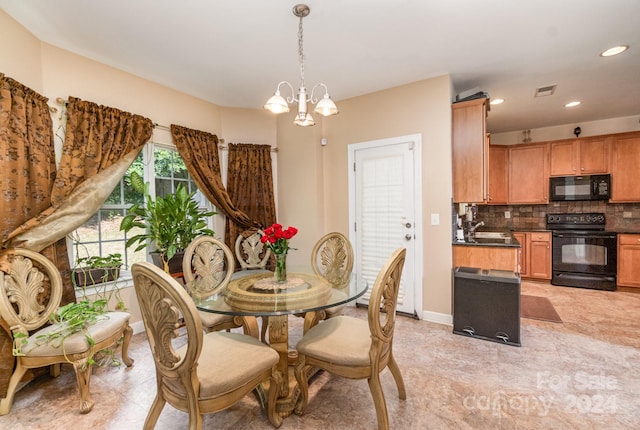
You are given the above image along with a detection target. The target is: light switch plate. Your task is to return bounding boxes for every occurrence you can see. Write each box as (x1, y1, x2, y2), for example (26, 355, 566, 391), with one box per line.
(431, 213, 440, 225)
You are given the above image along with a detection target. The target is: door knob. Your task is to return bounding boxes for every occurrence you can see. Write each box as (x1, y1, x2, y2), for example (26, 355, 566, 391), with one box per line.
(405, 234, 412, 241)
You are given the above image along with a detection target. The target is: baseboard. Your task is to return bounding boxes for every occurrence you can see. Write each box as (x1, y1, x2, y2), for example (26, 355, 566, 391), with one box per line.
(422, 310, 453, 326)
(130, 320, 146, 335)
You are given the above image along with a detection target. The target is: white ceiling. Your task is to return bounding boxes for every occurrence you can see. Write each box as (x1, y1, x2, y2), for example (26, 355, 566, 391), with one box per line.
(2, 0, 639, 134)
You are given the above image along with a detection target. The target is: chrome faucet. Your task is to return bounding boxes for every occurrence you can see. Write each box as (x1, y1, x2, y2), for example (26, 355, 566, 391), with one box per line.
(468, 221, 485, 232)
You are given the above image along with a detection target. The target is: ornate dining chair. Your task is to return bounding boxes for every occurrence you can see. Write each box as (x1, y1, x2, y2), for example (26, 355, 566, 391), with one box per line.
(234, 229, 271, 272)
(294, 248, 407, 430)
(0, 248, 133, 415)
(182, 236, 259, 338)
(234, 229, 273, 342)
(131, 262, 282, 429)
(303, 232, 354, 332)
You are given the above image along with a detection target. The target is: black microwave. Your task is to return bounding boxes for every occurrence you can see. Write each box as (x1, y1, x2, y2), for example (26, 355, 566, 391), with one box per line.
(549, 174, 611, 201)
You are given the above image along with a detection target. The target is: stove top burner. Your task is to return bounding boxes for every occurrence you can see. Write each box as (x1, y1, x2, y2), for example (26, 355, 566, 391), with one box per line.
(546, 213, 606, 230)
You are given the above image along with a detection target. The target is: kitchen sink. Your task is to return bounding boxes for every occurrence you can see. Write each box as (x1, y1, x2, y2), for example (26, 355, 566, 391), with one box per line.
(473, 231, 511, 239)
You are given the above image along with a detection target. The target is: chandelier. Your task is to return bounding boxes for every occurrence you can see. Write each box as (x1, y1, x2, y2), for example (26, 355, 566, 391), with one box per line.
(263, 4, 339, 126)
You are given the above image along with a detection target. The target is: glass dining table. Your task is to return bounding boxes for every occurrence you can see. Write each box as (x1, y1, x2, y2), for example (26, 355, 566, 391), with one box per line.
(192, 271, 368, 418)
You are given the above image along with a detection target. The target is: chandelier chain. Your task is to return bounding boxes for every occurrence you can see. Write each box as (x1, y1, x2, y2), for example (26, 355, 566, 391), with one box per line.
(298, 15, 305, 89)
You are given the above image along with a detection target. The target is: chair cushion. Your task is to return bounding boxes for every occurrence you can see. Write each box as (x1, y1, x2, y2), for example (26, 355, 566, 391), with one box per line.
(296, 315, 371, 366)
(174, 332, 279, 399)
(21, 311, 130, 356)
(197, 310, 236, 327)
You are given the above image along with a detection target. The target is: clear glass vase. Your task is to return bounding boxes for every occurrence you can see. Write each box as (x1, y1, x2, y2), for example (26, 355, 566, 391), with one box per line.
(274, 252, 287, 283)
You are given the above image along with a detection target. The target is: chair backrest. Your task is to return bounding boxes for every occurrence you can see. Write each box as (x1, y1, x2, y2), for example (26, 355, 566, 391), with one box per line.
(182, 236, 235, 299)
(0, 248, 63, 333)
(132, 262, 203, 383)
(311, 232, 354, 286)
(367, 248, 406, 355)
(234, 229, 271, 270)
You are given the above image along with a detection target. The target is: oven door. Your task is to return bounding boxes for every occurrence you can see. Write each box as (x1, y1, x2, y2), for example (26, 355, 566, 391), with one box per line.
(552, 231, 617, 274)
(551, 231, 617, 290)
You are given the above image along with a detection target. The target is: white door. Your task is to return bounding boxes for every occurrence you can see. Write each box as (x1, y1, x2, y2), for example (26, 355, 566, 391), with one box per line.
(348, 135, 422, 316)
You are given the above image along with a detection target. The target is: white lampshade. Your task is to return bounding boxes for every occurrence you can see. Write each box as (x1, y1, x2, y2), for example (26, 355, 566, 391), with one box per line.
(314, 94, 339, 116)
(293, 112, 315, 127)
(264, 93, 290, 114)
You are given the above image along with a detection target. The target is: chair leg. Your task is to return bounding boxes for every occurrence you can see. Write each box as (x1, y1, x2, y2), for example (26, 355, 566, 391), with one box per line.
(50, 363, 61, 377)
(143, 395, 166, 430)
(293, 357, 310, 415)
(387, 352, 406, 400)
(0, 362, 27, 415)
(266, 367, 283, 428)
(121, 324, 135, 367)
(368, 373, 390, 430)
(73, 359, 95, 414)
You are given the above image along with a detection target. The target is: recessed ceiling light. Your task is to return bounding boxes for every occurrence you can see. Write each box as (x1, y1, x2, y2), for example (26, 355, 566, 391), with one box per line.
(600, 45, 628, 57)
(565, 101, 581, 108)
(490, 98, 504, 105)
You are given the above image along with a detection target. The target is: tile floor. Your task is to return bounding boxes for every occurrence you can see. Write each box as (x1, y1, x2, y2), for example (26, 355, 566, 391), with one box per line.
(1, 281, 639, 429)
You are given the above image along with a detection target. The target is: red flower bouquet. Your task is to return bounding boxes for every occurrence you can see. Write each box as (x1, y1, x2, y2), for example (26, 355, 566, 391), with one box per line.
(260, 223, 298, 255)
(261, 223, 298, 283)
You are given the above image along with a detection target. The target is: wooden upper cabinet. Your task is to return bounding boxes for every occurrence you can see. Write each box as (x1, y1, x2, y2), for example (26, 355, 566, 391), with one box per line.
(452, 98, 488, 203)
(488, 145, 508, 205)
(610, 132, 640, 202)
(508, 143, 549, 204)
(549, 137, 609, 176)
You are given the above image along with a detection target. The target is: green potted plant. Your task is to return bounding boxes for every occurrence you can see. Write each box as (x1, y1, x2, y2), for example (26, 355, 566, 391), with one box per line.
(119, 172, 215, 273)
(72, 253, 123, 287)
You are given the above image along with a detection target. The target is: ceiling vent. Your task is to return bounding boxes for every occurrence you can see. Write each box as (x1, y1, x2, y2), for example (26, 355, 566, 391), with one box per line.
(535, 84, 557, 97)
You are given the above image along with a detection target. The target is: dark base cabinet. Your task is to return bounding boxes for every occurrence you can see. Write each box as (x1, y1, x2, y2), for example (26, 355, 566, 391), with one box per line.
(453, 267, 521, 347)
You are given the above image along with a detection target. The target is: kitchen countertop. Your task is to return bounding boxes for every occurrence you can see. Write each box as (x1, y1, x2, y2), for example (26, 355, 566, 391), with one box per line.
(452, 231, 521, 248)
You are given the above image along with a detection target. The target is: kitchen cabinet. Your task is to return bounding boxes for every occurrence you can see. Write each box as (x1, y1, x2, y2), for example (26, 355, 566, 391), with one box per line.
(549, 137, 609, 176)
(513, 231, 551, 280)
(508, 143, 549, 204)
(610, 132, 640, 202)
(452, 98, 489, 203)
(618, 234, 640, 288)
(488, 145, 508, 205)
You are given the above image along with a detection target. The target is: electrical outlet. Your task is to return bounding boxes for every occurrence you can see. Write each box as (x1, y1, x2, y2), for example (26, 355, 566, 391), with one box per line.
(504, 211, 511, 219)
(431, 213, 440, 225)
(623, 211, 633, 218)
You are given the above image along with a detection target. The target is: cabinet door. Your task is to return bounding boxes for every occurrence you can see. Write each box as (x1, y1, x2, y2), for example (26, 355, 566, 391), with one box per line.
(618, 234, 640, 288)
(550, 140, 577, 176)
(610, 134, 640, 202)
(488, 145, 508, 204)
(508, 143, 549, 204)
(579, 137, 609, 174)
(512, 232, 527, 277)
(529, 232, 551, 280)
(452, 98, 488, 203)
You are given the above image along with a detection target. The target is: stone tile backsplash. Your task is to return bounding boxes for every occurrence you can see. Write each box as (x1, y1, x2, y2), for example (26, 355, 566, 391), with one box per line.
(466, 202, 640, 231)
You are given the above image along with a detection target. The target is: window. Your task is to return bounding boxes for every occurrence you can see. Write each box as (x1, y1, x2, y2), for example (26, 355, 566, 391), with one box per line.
(70, 143, 216, 276)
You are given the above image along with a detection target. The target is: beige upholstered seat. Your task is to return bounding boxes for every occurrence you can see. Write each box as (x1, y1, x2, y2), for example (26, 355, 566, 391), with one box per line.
(303, 232, 354, 332)
(0, 248, 133, 415)
(131, 262, 282, 429)
(294, 248, 407, 430)
(182, 236, 259, 338)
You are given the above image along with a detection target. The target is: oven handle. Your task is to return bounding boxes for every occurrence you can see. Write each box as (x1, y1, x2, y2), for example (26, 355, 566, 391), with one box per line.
(552, 233, 617, 240)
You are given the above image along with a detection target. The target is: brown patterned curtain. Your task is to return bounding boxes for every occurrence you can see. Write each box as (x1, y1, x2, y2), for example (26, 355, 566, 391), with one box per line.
(224, 143, 277, 251)
(4, 96, 153, 302)
(0, 73, 57, 396)
(170, 125, 259, 240)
